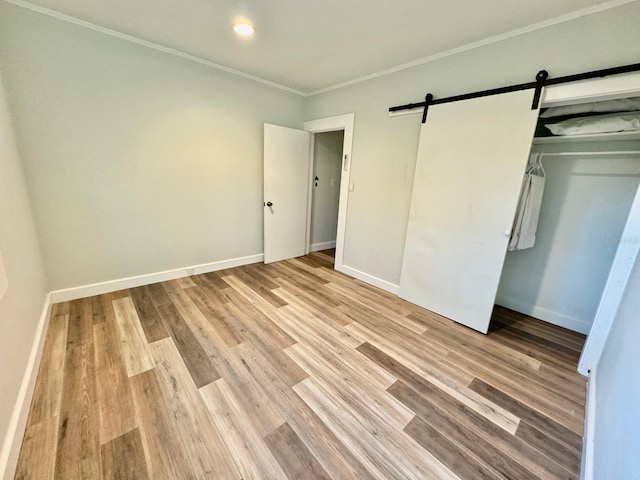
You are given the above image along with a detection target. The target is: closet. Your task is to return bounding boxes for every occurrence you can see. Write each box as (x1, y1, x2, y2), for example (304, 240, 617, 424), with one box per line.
(397, 73, 640, 352)
(496, 99, 640, 336)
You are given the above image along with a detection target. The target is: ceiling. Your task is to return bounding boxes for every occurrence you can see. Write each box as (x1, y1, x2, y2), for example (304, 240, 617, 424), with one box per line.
(14, 0, 629, 94)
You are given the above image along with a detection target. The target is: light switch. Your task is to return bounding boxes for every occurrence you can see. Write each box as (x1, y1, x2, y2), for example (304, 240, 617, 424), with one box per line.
(349, 181, 355, 192)
(330, 179, 336, 188)
(0, 249, 8, 300)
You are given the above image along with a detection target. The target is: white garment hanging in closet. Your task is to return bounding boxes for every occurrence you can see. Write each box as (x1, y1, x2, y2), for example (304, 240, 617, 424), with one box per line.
(509, 155, 546, 251)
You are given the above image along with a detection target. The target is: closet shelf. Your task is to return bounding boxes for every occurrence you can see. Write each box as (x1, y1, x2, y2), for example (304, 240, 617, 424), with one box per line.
(533, 130, 640, 145)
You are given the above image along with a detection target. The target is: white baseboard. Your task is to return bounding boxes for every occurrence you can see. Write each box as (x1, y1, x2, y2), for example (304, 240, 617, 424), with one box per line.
(50, 254, 264, 303)
(495, 294, 591, 334)
(0, 294, 52, 480)
(337, 264, 399, 295)
(581, 366, 597, 480)
(310, 241, 336, 253)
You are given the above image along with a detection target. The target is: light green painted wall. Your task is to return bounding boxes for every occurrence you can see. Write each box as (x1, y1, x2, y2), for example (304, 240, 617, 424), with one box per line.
(497, 141, 640, 333)
(311, 131, 343, 246)
(0, 72, 48, 467)
(305, 1, 640, 286)
(0, 3, 305, 290)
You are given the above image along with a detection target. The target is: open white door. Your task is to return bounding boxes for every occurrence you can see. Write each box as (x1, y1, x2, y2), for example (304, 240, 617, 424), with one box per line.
(264, 124, 311, 264)
(399, 90, 540, 333)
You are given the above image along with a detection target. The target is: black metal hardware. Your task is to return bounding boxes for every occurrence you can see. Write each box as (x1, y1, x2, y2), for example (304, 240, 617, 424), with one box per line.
(265, 201, 273, 207)
(421, 93, 434, 124)
(531, 70, 548, 110)
(389, 62, 640, 114)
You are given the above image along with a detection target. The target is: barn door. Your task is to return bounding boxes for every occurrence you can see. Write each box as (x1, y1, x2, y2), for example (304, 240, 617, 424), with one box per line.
(399, 90, 540, 333)
(263, 124, 311, 263)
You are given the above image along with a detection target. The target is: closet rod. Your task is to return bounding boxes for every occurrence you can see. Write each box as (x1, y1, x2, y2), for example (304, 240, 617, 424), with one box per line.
(540, 151, 640, 157)
(389, 61, 640, 114)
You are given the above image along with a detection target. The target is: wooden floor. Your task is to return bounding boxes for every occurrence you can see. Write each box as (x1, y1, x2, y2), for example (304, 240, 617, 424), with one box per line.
(16, 249, 587, 480)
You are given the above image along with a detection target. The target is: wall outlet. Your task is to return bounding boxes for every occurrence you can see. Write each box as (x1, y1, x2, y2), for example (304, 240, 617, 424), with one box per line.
(186, 268, 195, 276)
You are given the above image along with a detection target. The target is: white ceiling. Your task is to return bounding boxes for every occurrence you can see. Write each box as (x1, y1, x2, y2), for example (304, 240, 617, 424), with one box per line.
(14, 0, 629, 94)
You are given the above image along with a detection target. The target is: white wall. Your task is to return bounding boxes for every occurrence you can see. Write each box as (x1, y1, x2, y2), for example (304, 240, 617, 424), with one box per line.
(0, 72, 48, 473)
(497, 142, 640, 334)
(305, 1, 640, 286)
(311, 131, 343, 248)
(0, 3, 305, 291)
(593, 249, 640, 479)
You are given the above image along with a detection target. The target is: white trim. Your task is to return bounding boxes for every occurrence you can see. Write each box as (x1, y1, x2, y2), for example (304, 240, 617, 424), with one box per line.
(495, 295, 591, 335)
(305, 134, 316, 256)
(581, 366, 597, 480)
(542, 71, 640, 107)
(49, 254, 263, 303)
(0, 294, 52, 480)
(310, 241, 336, 252)
(304, 113, 355, 274)
(311, 0, 636, 96)
(338, 264, 399, 295)
(1, 0, 305, 97)
(579, 180, 640, 375)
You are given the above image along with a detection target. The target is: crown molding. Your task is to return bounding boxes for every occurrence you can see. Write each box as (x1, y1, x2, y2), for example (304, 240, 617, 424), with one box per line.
(0, 0, 308, 97)
(308, 0, 638, 96)
(2, 0, 636, 98)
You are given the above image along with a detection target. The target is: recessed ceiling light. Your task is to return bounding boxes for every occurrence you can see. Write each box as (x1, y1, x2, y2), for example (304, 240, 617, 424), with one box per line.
(233, 23, 255, 36)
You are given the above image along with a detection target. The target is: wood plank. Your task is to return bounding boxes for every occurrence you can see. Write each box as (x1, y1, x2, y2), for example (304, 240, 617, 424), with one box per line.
(148, 338, 240, 479)
(264, 422, 332, 480)
(295, 377, 459, 480)
(390, 380, 538, 480)
(200, 378, 288, 480)
(228, 341, 375, 480)
(161, 280, 233, 359)
(93, 305, 137, 444)
(129, 286, 170, 343)
(27, 313, 68, 426)
(285, 342, 414, 430)
(417, 323, 585, 429)
(66, 297, 93, 350)
(112, 296, 155, 377)
(15, 416, 59, 480)
(130, 370, 195, 479)
(388, 380, 577, 480)
(100, 428, 150, 480)
(227, 266, 288, 307)
(91, 295, 106, 324)
(404, 416, 503, 480)
(156, 302, 220, 387)
(352, 327, 521, 435)
(184, 285, 247, 347)
(468, 378, 583, 452)
(345, 318, 474, 387)
(176, 276, 197, 289)
(54, 343, 100, 480)
(516, 421, 581, 475)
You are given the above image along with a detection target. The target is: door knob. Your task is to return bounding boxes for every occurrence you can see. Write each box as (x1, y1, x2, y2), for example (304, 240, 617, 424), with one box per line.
(265, 201, 273, 207)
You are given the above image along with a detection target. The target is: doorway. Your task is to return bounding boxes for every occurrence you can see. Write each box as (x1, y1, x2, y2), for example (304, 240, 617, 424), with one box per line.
(309, 131, 344, 256)
(263, 114, 354, 270)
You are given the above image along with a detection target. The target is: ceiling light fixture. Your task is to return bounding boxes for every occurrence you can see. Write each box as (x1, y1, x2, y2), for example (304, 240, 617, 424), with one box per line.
(233, 23, 255, 36)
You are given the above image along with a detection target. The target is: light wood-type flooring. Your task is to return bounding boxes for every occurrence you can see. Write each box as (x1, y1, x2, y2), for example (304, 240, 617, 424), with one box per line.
(15, 249, 587, 479)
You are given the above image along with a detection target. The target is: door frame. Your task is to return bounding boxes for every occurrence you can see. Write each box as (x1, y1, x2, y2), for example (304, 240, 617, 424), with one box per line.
(303, 113, 355, 272)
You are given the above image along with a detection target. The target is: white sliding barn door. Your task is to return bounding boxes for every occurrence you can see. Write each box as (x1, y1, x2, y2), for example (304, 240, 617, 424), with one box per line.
(263, 124, 311, 264)
(399, 90, 540, 333)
